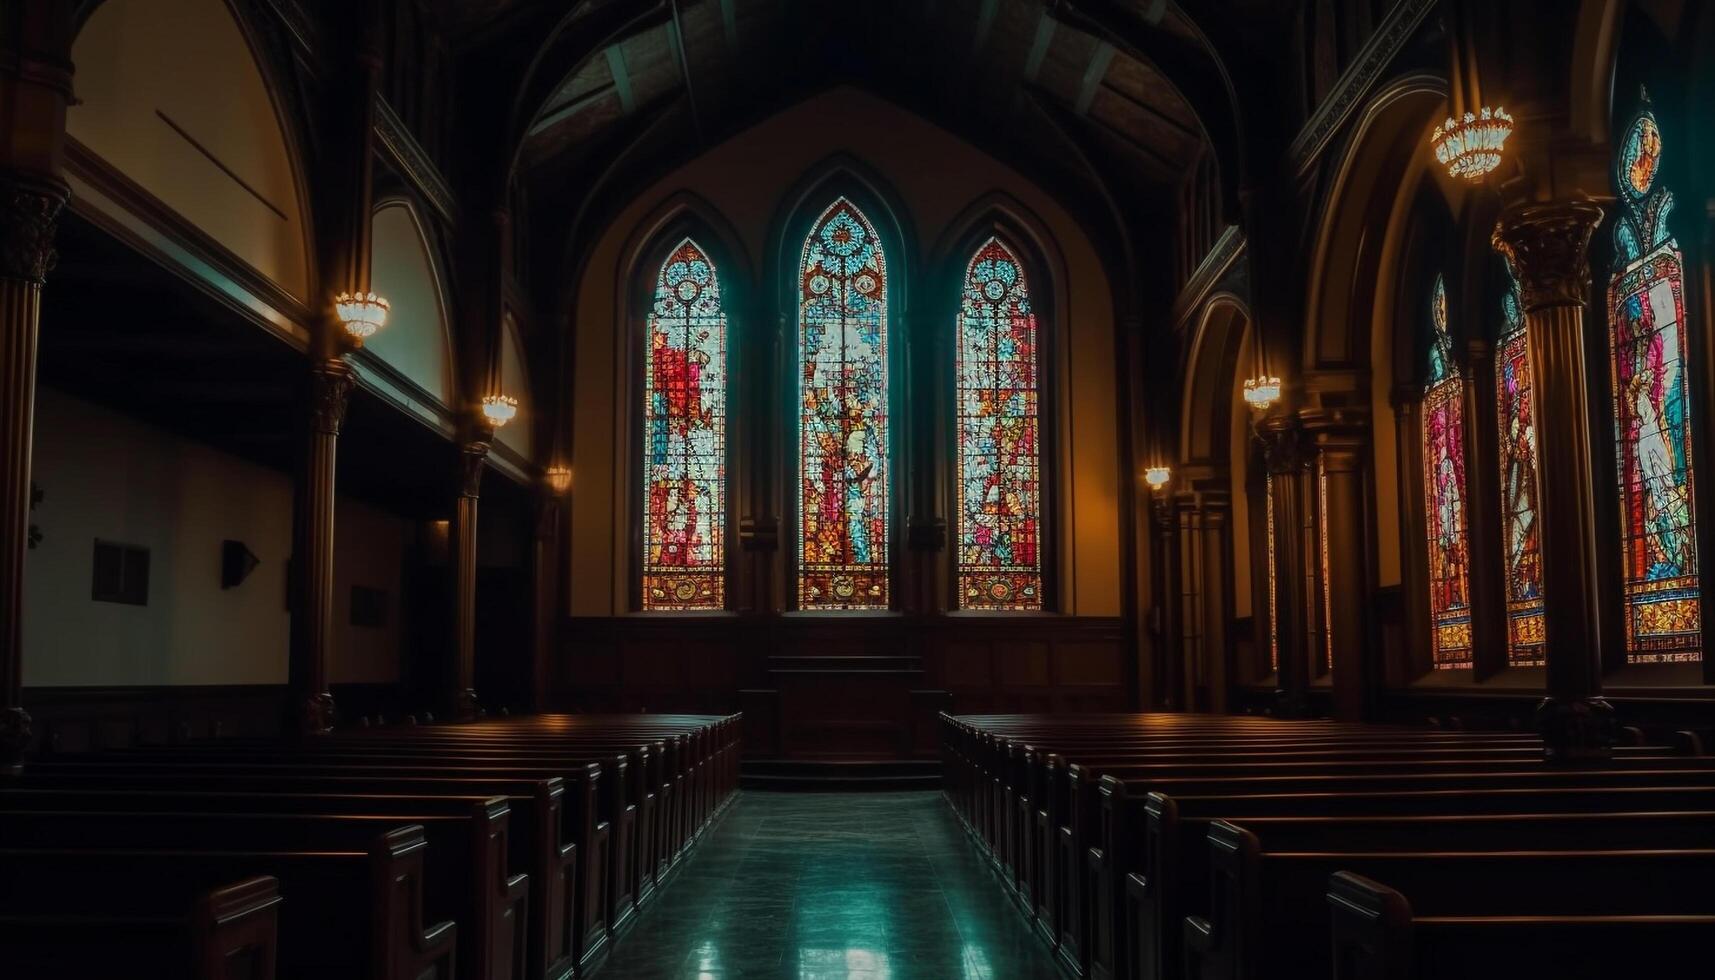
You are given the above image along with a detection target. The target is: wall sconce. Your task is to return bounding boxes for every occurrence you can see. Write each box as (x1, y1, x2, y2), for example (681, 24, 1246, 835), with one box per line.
(481, 394, 519, 427)
(1243, 375, 1281, 412)
(334, 291, 390, 344)
(1144, 465, 1172, 492)
(545, 464, 572, 495)
(1432, 107, 1514, 180)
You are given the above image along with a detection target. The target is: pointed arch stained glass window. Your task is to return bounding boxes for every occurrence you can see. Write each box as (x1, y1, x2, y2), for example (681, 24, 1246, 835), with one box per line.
(1609, 102, 1701, 663)
(1423, 274, 1473, 669)
(1496, 269, 1545, 666)
(798, 199, 890, 609)
(642, 238, 726, 610)
(956, 238, 1043, 610)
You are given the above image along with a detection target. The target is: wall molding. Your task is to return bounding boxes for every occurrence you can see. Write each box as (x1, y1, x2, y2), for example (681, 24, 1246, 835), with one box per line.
(1286, 0, 1439, 175)
(1171, 223, 1245, 330)
(374, 98, 458, 225)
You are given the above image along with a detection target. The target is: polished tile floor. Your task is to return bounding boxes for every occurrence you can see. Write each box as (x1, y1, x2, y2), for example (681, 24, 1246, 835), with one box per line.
(593, 791, 1067, 979)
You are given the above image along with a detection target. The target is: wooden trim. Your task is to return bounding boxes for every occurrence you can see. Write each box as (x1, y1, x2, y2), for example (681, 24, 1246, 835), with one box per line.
(374, 97, 458, 225)
(1286, 0, 1439, 175)
(1171, 225, 1244, 330)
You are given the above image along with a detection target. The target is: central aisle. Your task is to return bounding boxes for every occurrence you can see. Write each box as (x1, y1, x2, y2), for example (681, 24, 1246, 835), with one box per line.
(593, 791, 1065, 979)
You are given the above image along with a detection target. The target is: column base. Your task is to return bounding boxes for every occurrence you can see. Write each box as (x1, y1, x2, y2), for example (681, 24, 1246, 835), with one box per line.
(456, 688, 486, 721)
(1535, 696, 1616, 762)
(296, 692, 338, 736)
(0, 705, 33, 776)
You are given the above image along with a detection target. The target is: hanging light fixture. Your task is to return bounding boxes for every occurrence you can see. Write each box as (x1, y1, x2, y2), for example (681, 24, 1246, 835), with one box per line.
(481, 393, 519, 427)
(545, 464, 572, 495)
(1144, 465, 1172, 492)
(1243, 375, 1281, 412)
(334, 291, 390, 343)
(1432, 106, 1515, 180)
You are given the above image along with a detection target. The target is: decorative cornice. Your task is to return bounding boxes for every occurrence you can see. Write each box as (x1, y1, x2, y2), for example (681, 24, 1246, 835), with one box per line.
(374, 98, 457, 225)
(0, 174, 69, 283)
(1491, 201, 1605, 312)
(261, 0, 317, 58)
(1171, 224, 1245, 329)
(1287, 0, 1439, 175)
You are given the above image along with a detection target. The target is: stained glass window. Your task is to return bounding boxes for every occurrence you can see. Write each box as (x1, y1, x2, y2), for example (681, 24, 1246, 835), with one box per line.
(798, 198, 890, 608)
(1496, 269, 1545, 666)
(1423, 274, 1473, 669)
(642, 238, 726, 610)
(956, 238, 1043, 610)
(1609, 103, 1701, 663)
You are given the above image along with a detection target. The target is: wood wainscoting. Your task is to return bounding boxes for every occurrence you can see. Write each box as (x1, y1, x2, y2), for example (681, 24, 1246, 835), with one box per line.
(555, 615, 1133, 758)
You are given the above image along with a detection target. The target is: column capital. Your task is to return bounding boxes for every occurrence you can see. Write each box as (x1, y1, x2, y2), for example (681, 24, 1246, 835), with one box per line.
(458, 437, 491, 499)
(1491, 201, 1605, 312)
(0, 173, 68, 284)
(1255, 415, 1309, 476)
(308, 359, 355, 436)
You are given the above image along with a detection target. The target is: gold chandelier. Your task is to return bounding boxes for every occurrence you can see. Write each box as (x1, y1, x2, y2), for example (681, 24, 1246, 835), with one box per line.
(1144, 466, 1172, 492)
(334, 291, 390, 342)
(1431, 107, 1514, 180)
(1243, 375, 1281, 412)
(481, 394, 519, 427)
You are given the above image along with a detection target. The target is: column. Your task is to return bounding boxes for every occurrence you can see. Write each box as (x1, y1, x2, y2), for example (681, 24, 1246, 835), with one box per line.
(0, 5, 73, 775)
(1303, 409, 1370, 721)
(1181, 491, 1233, 713)
(1257, 416, 1311, 716)
(1492, 201, 1614, 760)
(531, 483, 564, 713)
(290, 361, 354, 734)
(1150, 492, 1180, 710)
(1173, 493, 1202, 711)
(1460, 340, 1510, 677)
(451, 430, 491, 719)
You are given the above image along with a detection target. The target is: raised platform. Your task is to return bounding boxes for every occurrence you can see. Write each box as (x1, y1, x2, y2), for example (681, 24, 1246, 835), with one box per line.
(739, 758, 943, 791)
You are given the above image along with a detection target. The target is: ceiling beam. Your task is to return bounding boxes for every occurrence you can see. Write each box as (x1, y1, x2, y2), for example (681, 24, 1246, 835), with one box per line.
(1074, 41, 1116, 116)
(1101, 75, 1202, 141)
(604, 44, 635, 114)
(528, 80, 620, 136)
(720, 0, 738, 46)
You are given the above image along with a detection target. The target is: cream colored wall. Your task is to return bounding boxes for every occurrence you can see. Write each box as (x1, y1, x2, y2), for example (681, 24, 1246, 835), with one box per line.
(69, 0, 311, 302)
(23, 388, 406, 687)
(330, 498, 406, 684)
(496, 315, 535, 462)
(569, 87, 1121, 616)
(369, 202, 456, 407)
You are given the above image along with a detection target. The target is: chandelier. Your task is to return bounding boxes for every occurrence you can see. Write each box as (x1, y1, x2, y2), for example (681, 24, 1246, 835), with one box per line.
(1243, 375, 1281, 412)
(1144, 466, 1172, 492)
(545, 464, 572, 495)
(1432, 107, 1514, 180)
(334, 291, 390, 342)
(481, 394, 519, 427)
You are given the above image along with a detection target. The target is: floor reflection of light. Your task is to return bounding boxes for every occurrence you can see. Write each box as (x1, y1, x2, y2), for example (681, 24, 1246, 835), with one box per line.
(798, 947, 893, 979)
(961, 943, 996, 979)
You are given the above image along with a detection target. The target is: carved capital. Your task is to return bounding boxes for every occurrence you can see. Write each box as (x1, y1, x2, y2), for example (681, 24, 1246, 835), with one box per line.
(458, 439, 491, 499)
(297, 692, 337, 737)
(1255, 416, 1309, 476)
(0, 706, 34, 775)
(0, 174, 68, 284)
(1491, 201, 1605, 312)
(1535, 696, 1617, 762)
(308, 359, 355, 436)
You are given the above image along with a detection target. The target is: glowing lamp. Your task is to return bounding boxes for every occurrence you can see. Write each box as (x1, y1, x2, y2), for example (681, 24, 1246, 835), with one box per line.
(1144, 466, 1172, 492)
(1431, 107, 1514, 180)
(1243, 376, 1281, 412)
(334, 291, 390, 342)
(546, 464, 572, 495)
(481, 394, 519, 427)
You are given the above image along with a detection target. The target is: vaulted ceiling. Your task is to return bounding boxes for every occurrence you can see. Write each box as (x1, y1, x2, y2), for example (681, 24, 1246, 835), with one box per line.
(439, 0, 1258, 298)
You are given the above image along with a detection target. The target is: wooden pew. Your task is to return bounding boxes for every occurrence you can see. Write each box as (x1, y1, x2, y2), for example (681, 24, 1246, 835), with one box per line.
(0, 825, 454, 979)
(1326, 871, 1715, 980)
(0, 874, 280, 980)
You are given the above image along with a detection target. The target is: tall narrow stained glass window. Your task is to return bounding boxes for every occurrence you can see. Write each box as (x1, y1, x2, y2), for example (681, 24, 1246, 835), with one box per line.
(1609, 101, 1701, 663)
(798, 198, 890, 608)
(1422, 274, 1473, 668)
(1496, 269, 1546, 666)
(642, 238, 726, 610)
(956, 238, 1043, 609)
